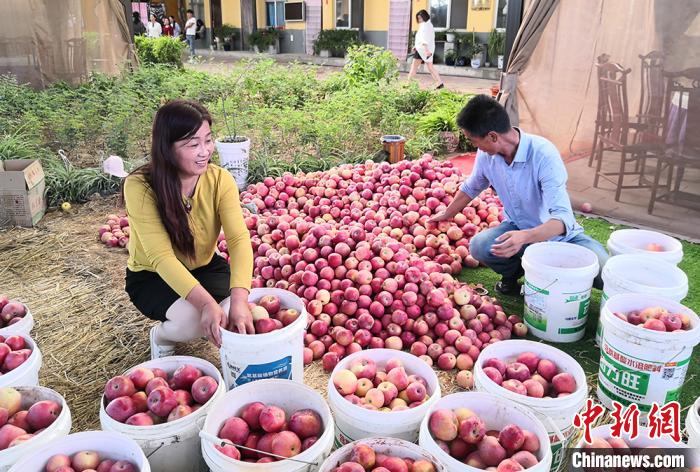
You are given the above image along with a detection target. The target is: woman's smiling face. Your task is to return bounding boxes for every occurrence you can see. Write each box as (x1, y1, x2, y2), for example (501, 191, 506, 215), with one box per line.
(172, 121, 214, 178)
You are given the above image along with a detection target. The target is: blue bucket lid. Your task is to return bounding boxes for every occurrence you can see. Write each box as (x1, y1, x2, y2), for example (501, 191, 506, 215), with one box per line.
(381, 135, 406, 143)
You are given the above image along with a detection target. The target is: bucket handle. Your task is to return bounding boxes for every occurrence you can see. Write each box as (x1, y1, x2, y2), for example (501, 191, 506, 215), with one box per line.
(522, 279, 559, 297)
(542, 414, 568, 446)
(145, 435, 182, 458)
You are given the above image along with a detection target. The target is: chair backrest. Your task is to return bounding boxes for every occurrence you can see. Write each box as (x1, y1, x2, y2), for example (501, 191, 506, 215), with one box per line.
(638, 51, 665, 122)
(664, 68, 700, 152)
(596, 60, 632, 146)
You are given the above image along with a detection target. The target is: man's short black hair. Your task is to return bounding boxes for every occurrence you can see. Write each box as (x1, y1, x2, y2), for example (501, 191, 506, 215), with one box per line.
(456, 94, 511, 137)
(186, 9, 194, 15)
(416, 10, 430, 22)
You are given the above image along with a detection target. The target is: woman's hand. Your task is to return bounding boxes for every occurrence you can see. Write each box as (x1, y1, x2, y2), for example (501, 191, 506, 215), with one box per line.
(200, 302, 226, 347)
(228, 289, 255, 334)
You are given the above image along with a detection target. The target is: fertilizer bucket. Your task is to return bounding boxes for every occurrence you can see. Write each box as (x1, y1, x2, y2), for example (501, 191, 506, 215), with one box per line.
(418, 392, 552, 472)
(686, 396, 700, 448)
(607, 229, 683, 265)
(319, 437, 448, 472)
(328, 349, 441, 446)
(0, 334, 41, 388)
(380, 135, 406, 164)
(219, 288, 306, 389)
(8, 431, 150, 472)
(595, 254, 688, 345)
(100, 355, 226, 472)
(474, 340, 588, 472)
(216, 137, 251, 189)
(0, 302, 34, 337)
(597, 293, 700, 421)
(0, 386, 72, 472)
(200, 379, 334, 472)
(522, 242, 599, 342)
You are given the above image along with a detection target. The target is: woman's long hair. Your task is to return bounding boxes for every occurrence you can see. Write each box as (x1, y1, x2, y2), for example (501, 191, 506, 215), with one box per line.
(124, 100, 212, 260)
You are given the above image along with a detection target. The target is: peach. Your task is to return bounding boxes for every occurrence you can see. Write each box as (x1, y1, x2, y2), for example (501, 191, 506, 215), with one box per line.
(336, 463, 365, 472)
(271, 430, 302, 458)
(46, 454, 72, 472)
(412, 459, 436, 472)
(7, 432, 32, 447)
(428, 409, 459, 441)
(364, 388, 385, 408)
(173, 389, 193, 407)
(384, 358, 404, 372)
(406, 381, 427, 402)
(251, 305, 270, 321)
(643, 318, 666, 331)
(104, 376, 136, 402)
(301, 435, 317, 451)
(131, 392, 148, 413)
(640, 306, 667, 321)
(437, 353, 457, 370)
(386, 367, 409, 391)
(127, 368, 154, 390)
(334, 369, 359, 396)
(167, 404, 193, 422)
(501, 379, 527, 396)
(551, 372, 577, 394)
(258, 295, 281, 315)
(27, 400, 61, 430)
(483, 366, 503, 386)
(279, 308, 301, 326)
(240, 402, 265, 430)
(536, 359, 558, 381)
(191, 376, 218, 404)
(125, 412, 154, 426)
(511, 450, 539, 468)
(350, 443, 376, 469)
(322, 352, 340, 371)
(378, 382, 399, 404)
(483, 358, 507, 376)
(8, 410, 29, 431)
(349, 358, 377, 380)
(147, 387, 177, 418)
(219, 416, 250, 444)
(449, 437, 471, 460)
(499, 424, 525, 451)
(390, 398, 408, 410)
(505, 363, 531, 382)
(477, 435, 507, 467)
(71, 451, 100, 471)
(288, 409, 322, 439)
(144, 377, 169, 396)
(105, 396, 136, 423)
(256, 432, 276, 456)
(496, 458, 525, 471)
(456, 353, 474, 371)
(169, 364, 202, 390)
(454, 407, 476, 423)
(660, 312, 683, 331)
(521, 430, 540, 452)
(215, 444, 241, 460)
(4, 336, 25, 351)
(96, 460, 115, 472)
(259, 405, 286, 433)
(355, 378, 373, 397)
(459, 415, 486, 444)
(456, 370, 474, 389)
(466, 451, 486, 469)
(523, 379, 545, 398)
(0, 424, 25, 449)
(381, 457, 409, 472)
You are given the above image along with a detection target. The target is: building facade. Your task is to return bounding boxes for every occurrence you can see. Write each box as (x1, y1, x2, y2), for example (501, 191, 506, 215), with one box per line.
(185, 0, 507, 55)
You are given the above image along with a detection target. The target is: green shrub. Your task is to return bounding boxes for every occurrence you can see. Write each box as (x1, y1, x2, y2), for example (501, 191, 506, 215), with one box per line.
(313, 29, 360, 56)
(248, 27, 280, 51)
(343, 44, 399, 86)
(135, 36, 185, 66)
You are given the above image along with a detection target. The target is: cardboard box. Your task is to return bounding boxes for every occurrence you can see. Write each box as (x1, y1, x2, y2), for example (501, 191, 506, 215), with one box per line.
(0, 159, 46, 227)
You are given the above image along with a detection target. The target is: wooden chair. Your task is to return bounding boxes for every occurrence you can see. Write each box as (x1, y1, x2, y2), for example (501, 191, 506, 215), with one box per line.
(633, 51, 666, 178)
(648, 68, 700, 214)
(592, 61, 665, 201)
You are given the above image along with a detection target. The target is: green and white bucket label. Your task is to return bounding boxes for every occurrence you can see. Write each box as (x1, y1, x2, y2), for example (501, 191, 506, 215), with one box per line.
(524, 279, 590, 336)
(550, 425, 575, 472)
(598, 341, 690, 411)
(523, 280, 549, 331)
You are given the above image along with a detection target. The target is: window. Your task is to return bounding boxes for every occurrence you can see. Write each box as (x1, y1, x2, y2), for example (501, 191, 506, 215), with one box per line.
(429, 0, 450, 29)
(335, 0, 361, 29)
(495, 0, 508, 30)
(266, 0, 285, 27)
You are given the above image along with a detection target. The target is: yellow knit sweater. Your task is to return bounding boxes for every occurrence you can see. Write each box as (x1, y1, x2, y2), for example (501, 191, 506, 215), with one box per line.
(124, 164, 253, 298)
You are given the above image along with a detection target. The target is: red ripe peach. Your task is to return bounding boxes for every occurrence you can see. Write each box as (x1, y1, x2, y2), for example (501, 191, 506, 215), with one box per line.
(551, 372, 577, 394)
(105, 396, 136, 423)
(147, 387, 177, 418)
(350, 443, 376, 469)
(536, 359, 558, 381)
(127, 368, 154, 390)
(45, 454, 72, 472)
(334, 370, 358, 396)
(643, 318, 666, 331)
(496, 458, 525, 471)
(516, 352, 540, 373)
(191, 376, 218, 404)
(456, 370, 474, 389)
(288, 409, 322, 439)
(523, 379, 545, 398)
(240, 401, 265, 430)
(26, 400, 61, 430)
(169, 364, 202, 390)
(219, 416, 250, 444)
(483, 366, 504, 386)
(512, 450, 539, 468)
(499, 424, 525, 451)
(386, 367, 409, 391)
(259, 405, 286, 433)
(428, 409, 459, 441)
(505, 363, 531, 382)
(459, 415, 486, 444)
(271, 430, 302, 458)
(521, 429, 540, 452)
(501, 379, 527, 396)
(477, 435, 507, 466)
(483, 358, 507, 376)
(104, 376, 136, 402)
(215, 444, 241, 460)
(145, 377, 169, 396)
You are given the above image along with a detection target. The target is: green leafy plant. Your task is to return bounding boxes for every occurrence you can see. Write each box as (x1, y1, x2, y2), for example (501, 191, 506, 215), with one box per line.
(313, 29, 360, 56)
(42, 155, 120, 206)
(488, 29, 505, 64)
(134, 36, 186, 67)
(248, 27, 280, 51)
(214, 24, 239, 42)
(343, 44, 399, 86)
(445, 49, 457, 65)
(0, 126, 42, 161)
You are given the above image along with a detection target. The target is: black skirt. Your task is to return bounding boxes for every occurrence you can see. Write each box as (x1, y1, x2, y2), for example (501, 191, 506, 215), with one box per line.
(411, 50, 425, 63)
(125, 255, 231, 322)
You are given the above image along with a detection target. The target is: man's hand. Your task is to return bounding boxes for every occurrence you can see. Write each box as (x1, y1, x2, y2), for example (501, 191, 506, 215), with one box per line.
(428, 211, 451, 224)
(201, 302, 226, 347)
(490, 230, 531, 258)
(228, 298, 255, 335)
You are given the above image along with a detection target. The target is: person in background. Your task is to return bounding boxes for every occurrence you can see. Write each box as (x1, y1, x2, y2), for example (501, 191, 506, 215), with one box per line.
(196, 19, 207, 42)
(123, 100, 254, 360)
(429, 95, 608, 295)
(132, 12, 146, 37)
(407, 9, 444, 90)
(170, 15, 182, 38)
(146, 13, 162, 38)
(162, 17, 173, 37)
(185, 9, 197, 60)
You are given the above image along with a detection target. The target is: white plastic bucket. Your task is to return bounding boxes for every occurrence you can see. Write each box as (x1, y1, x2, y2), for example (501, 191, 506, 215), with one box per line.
(319, 437, 448, 472)
(216, 138, 251, 189)
(0, 334, 42, 388)
(595, 254, 689, 345)
(0, 386, 72, 472)
(474, 340, 588, 472)
(522, 242, 599, 343)
(607, 229, 683, 265)
(418, 392, 553, 472)
(219, 288, 306, 390)
(200, 379, 334, 472)
(328, 348, 441, 447)
(8, 431, 150, 472)
(597, 293, 700, 420)
(0, 303, 34, 337)
(686, 396, 700, 448)
(100, 356, 226, 472)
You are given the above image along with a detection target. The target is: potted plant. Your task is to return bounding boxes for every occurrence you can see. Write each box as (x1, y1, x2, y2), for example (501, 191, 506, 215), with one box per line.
(445, 29, 457, 43)
(214, 24, 239, 51)
(215, 67, 252, 189)
(488, 29, 506, 70)
(445, 49, 457, 66)
(418, 109, 460, 153)
(452, 32, 470, 67)
(248, 27, 280, 54)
